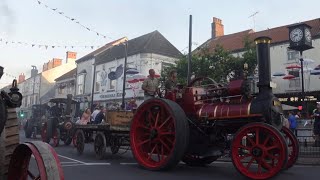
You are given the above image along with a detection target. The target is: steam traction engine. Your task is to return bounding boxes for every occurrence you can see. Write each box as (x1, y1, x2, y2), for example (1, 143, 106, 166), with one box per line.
(0, 66, 64, 180)
(130, 37, 299, 179)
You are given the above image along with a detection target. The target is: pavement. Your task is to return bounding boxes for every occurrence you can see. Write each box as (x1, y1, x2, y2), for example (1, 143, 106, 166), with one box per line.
(19, 131, 320, 180)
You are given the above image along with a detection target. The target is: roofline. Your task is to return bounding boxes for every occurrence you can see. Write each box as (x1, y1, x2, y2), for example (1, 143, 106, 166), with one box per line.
(231, 35, 320, 54)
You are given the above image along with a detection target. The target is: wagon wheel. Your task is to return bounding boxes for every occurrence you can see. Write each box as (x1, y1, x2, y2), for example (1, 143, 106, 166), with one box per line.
(281, 126, 299, 170)
(110, 136, 120, 154)
(130, 98, 189, 171)
(182, 155, 219, 166)
(63, 121, 74, 146)
(231, 122, 288, 180)
(52, 128, 60, 147)
(7, 141, 64, 180)
(94, 132, 106, 159)
(75, 129, 85, 155)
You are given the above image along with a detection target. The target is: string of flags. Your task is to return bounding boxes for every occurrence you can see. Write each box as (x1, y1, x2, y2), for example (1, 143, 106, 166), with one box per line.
(0, 38, 102, 49)
(34, 0, 113, 40)
(2, 72, 17, 79)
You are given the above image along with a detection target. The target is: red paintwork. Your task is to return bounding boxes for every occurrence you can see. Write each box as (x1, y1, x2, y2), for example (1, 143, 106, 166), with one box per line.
(227, 79, 244, 96)
(130, 99, 176, 170)
(231, 123, 288, 179)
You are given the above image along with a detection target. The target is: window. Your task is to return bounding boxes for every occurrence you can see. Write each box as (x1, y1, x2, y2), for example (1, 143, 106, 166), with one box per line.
(77, 74, 85, 94)
(95, 71, 101, 92)
(289, 78, 300, 88)
(287, 50, 299, 61)
(109, 67, 116, 90)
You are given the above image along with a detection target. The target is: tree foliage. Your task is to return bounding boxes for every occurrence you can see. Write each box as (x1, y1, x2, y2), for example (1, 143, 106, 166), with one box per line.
(161, 36, 257, 86)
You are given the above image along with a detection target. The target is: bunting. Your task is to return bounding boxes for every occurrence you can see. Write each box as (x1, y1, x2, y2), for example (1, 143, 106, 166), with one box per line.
(34, 0, 113, 40)
(0, 38, 101, 49)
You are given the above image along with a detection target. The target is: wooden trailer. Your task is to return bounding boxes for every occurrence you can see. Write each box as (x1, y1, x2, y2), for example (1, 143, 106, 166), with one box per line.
(73, 110, 133, 159)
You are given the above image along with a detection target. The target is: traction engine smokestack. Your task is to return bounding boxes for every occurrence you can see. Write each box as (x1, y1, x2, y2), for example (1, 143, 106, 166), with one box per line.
(255, 36, 272, 94)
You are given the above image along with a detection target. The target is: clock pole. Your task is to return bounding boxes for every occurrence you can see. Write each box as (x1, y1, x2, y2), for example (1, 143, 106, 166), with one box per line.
(299, 51, 306, 116)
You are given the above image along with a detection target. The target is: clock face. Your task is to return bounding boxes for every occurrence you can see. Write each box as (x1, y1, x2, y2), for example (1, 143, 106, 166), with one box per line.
(290, 28, 303, 42)
(305, 28, 312, 42)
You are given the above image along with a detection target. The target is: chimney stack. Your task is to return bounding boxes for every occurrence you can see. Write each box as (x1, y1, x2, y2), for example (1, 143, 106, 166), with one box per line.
(211, 17, 224, 39)
(18, 73, 25, 83)
(66, 51, 77, 63)
(31, 66, 38, 78)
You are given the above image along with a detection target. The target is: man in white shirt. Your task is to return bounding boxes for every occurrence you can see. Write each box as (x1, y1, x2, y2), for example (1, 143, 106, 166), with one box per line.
(91, 106, 101, 122)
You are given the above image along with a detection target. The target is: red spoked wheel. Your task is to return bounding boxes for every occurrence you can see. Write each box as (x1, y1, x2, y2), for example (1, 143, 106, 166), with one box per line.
(231, 122, 288, 180)
(130, 98, 189, 171)
(52, 128, 60, 147)
(281, 126, 299, 170)
(182, 155, 219, 166)
(7, 141, 64, 180)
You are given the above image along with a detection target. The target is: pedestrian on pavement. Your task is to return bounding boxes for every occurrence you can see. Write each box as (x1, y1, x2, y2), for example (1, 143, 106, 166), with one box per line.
(288, 111, 297, 136)
(94, 107, 106, 124)
(142, 69, 160, 101)
(311, 102, 320, 147)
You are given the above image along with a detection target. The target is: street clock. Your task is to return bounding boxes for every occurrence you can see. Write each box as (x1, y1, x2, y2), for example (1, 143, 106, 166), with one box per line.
(288, 23, 313, 52)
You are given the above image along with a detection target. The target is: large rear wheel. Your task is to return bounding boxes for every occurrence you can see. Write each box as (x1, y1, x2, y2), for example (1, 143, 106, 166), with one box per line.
(231, 122, 288, 180)
(130, 98, 189, 171)
(7, 141, 64, 180)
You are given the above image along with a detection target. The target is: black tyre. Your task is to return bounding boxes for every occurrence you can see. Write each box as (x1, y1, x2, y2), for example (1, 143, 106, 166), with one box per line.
(94, 132, 106, 160)
(182, 155, 219, 166)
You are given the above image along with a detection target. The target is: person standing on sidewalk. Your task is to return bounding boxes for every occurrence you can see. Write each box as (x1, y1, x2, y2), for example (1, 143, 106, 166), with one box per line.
(288, 111, 297, 136)
(311, 102, 320, 147)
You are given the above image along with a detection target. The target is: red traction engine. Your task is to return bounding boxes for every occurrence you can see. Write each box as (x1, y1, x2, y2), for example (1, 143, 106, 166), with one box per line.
(130, 36, 299, 179)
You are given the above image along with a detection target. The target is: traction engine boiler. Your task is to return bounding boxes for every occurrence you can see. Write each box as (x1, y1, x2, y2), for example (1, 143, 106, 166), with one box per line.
(130, 37, 299, 180)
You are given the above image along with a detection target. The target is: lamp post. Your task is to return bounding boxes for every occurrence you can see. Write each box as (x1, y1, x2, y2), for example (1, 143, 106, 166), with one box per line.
(121, 40, 128, 110)
(299, 51, 306, 114)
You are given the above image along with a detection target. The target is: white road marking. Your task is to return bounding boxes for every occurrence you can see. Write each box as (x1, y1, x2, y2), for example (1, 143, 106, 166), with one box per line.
(120, 163, 138, 165)
(60, 162, 79, 164)
(58, 154, 86, 164)
(84, 163, 111, 165)
(62, 164, 87, 167)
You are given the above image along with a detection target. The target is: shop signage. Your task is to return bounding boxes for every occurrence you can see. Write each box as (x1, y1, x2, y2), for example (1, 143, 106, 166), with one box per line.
(278, 96, 317, 102)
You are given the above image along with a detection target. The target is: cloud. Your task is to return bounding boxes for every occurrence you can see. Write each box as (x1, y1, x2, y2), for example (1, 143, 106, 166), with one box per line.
(0, 0, 16, 36)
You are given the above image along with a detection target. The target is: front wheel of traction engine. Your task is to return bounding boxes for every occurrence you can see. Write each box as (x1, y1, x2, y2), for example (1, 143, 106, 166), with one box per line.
(231, 122, 288, 180)
(7, 141, 64, 180)
(130, 98, 189, 171)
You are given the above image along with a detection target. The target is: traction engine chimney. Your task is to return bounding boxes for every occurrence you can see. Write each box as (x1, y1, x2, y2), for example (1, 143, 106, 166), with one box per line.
(255, 36, 272, 94)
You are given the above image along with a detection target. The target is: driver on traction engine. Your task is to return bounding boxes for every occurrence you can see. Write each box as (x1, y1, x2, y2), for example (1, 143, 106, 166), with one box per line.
(142, 69, 160, 101)
(164, 69, 179, 101)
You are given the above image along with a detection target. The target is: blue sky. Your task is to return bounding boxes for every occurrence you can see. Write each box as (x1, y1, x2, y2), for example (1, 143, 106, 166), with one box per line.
(0, 0, 319, 87)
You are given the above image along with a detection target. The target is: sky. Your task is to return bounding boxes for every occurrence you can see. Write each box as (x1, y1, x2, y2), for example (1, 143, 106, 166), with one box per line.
(0, 0, 319, 87)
